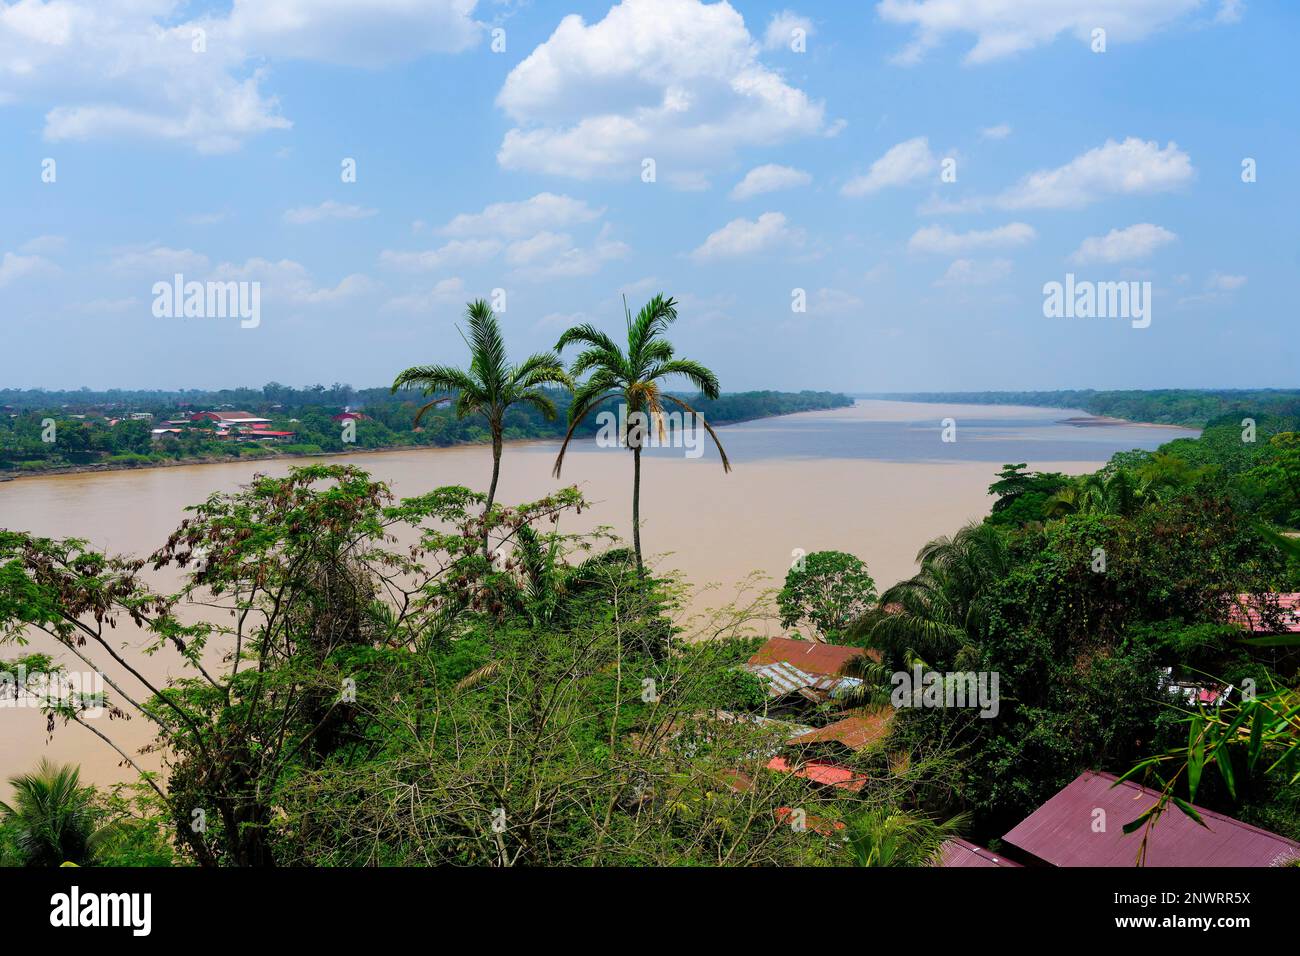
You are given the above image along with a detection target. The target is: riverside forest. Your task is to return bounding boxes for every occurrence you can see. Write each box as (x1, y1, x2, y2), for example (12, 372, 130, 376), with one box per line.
(2, 298, 1298, 868)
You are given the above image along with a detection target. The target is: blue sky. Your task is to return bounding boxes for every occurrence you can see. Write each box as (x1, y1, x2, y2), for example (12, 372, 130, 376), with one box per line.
(1, 0, 1295, 393)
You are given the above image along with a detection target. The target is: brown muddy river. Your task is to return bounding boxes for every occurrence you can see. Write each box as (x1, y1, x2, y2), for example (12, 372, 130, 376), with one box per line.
(0, 400, 1197, 787)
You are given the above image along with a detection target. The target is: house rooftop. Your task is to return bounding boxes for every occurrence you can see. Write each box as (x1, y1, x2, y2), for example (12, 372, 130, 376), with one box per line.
(765, 756, 867, 792)
(937, 838, 1022, 868)
(1002, 770, 1300, 867)
(747, 637, 874, 676)
(1228, 593, 1300, 634)
(787, 712, 892, 752)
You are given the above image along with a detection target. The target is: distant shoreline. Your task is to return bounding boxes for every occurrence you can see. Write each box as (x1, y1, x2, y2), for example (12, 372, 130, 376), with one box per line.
(0, 405, 835, 483)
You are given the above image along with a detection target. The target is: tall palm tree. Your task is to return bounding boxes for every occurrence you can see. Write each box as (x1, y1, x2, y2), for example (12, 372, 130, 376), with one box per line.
(392, 299, 572, 556)
(0, 760, 112, 867)
(850, 521, 1010, 672)
(552, 294, 731, 575)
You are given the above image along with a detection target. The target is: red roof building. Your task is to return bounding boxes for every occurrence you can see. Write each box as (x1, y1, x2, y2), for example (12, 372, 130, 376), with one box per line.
(747, 637, 875, 675)
(332, 411, 367, 422)
(786, 712, 891, 752)
(765, 756, 867, 793)
(937, 838, 1021, 868)
(1228, 593, 1300, 634)
(1002, 770, 1300, 867)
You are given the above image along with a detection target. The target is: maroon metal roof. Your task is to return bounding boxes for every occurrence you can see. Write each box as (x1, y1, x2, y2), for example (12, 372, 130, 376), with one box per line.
(747, 637, 873, 677)
(1002, 770, 1300, 867)
(937, 839, 1021, 868)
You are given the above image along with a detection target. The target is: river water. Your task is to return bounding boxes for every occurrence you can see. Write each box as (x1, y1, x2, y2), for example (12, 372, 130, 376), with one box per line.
(0, 400, 1197, 786)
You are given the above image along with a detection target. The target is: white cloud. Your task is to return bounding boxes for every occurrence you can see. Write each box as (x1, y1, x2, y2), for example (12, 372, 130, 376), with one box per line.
(690, 212, 802, 261)
(216, 0, 482, 67)
(383, 277, 467, 314)
(1, 1, 481, 152)
(878, 0, 1206, 65)
(212, 257, 374, 305)
(0, 251, 56, 287)
(20, 235, 65, 255)
(1215, 1, 1245, 25)
(380, 239, 503, 272)
(510, 225, 630, 281)
(935, 258, 1013, 286)
(730, 164, 812, 200)
(1070, 223, 1177, 264)
(980, 123, 1011, 140)
(908, 222, 1036, 254)
(927, 138, 1196, 215)
(283, 200, 378, 224)
(763, 10, 814, 50)
(442, 194, 604, 239)
(108, 244, 210, 275)
(996, 138, 1193, 210)
(495, 0, 827, 181)
(842, 137, 937, 197)
(811, 287, 863, 312)
(1207, 272, 1247, 291)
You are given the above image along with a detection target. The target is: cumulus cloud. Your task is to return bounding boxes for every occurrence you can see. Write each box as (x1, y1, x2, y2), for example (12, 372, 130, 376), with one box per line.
(980, 123, 1011, 140)
(442, 194, 604, 239)
(107, 243, 210, 275)
(924, 138, 1195, 214)
(997, 138, 1193, 210)
(1070, 223, 1177, 264)
(283, 201, 378, 224)
(1, 0, 482, 152)
(383, 194, 627, 281)
(212, 257, 375, 305)
(380, 239, 503, 272)
(690, 212, 802, 261)
(0, 251, 57, 287)
(877, 0, 1206, 65)
(495, 0, 827, 182)
(908, 222, 1036, 254)
(383, 277, 468, 314)
(935, 258, 1013, 286)
(842, 137, 937, 197)
(1207, 271, 1247, 291)
(730, 164, 812, 200)
(763, 10, 814, 50)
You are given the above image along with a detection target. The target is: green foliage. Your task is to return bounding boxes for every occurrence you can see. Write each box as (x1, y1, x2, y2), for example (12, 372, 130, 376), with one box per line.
(0, 760, 112, 867)
(777, 550, 876, 641)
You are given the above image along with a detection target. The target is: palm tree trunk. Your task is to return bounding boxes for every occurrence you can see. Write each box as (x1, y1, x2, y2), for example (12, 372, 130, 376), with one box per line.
(632, 444, 643, 576)
(485, 430, 503, 560)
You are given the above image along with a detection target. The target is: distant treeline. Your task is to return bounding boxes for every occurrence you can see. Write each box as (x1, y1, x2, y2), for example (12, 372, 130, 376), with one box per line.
(0, 387, 852, 473)
(857, 390, 1300, 429)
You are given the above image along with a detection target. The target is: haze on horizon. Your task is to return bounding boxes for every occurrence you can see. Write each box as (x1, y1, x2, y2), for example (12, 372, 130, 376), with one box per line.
(1, 0, 1295, 394)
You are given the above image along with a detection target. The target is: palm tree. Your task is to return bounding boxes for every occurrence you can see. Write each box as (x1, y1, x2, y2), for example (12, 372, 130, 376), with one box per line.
(0, 760, 112, 866)
(392, 299, 572, 556)
(552, 294, 731, 575)
(846, 808, 969, 867)
(850, 521, 1010, 672)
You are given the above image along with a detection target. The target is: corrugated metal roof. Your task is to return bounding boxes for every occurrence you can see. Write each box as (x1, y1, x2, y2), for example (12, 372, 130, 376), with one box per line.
(937, 839, 1021, 868)
(741, 661, 863, 699)
(1002, 770, 1300, 867)
(1229, 592, 1300, 633)
(787, 713, 892, 751)
(747, 637, 874, 676)
(766, 756, 868, 792)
